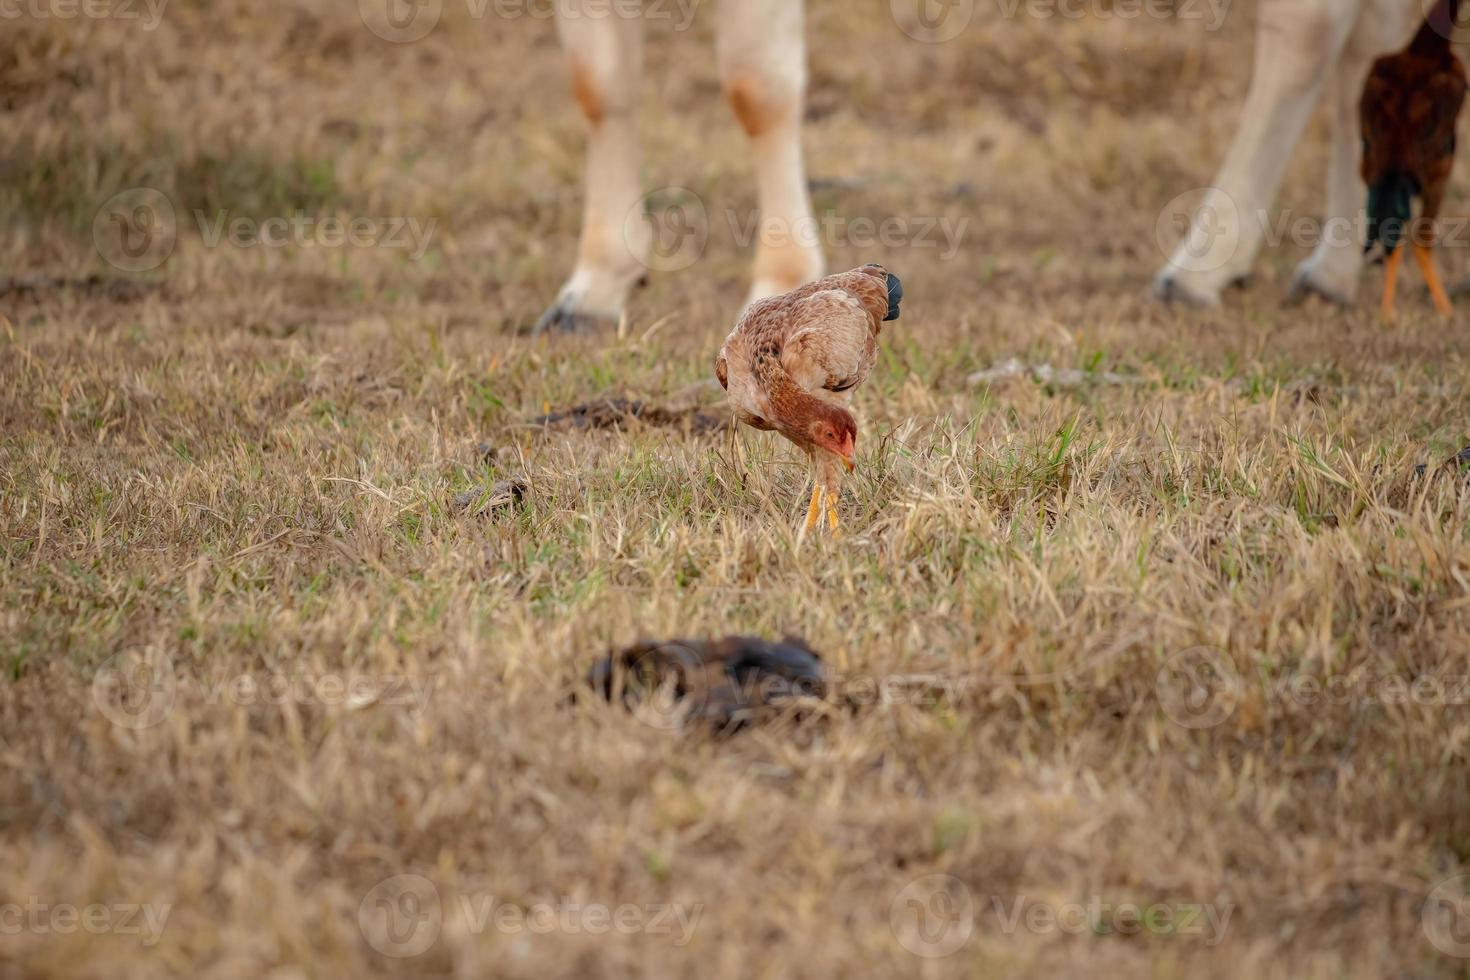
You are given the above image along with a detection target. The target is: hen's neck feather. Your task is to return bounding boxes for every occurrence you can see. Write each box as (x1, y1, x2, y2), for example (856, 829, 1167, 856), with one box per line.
(754, 351, 830, 441)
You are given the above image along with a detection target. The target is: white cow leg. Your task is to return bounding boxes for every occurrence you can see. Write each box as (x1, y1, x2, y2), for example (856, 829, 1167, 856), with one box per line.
(1291, 0, 1420, 304)
(535, 6, 649, 334)
(1154, 0, 1361, 306)
(718, 0, 823, 305)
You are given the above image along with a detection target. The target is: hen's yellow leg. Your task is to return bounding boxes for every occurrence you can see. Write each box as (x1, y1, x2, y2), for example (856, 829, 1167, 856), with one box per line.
(799, 482, 822, 542)
(1381, 246, 1404, 323)
(1413, 244, 1454, 317)
(824, 487, 841, 534)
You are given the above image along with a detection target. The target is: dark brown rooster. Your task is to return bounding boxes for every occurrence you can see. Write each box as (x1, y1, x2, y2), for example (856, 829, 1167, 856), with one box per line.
(715, 265, 902, 539)
(1361, 0, 1467, 320)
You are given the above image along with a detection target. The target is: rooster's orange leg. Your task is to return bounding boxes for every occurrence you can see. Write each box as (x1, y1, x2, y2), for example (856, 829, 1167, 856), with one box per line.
(1380, 246, 1405, 323)
(1413, 244, 1454, 317)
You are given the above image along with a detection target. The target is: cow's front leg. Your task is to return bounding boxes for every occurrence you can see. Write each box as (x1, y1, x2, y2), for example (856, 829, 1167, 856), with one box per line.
(1154, 0, 1360, 306)
(535, 5, 649, 334)
(1291, 0, 1419, 305)
(718, 0, 823, 305)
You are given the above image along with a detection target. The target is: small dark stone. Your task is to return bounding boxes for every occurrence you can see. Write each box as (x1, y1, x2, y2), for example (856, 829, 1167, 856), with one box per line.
(587, 636, 825, 734)
(530, 397, 727, 436)
(1412, 447, 1470, 480)
(452, 477, 528, 516)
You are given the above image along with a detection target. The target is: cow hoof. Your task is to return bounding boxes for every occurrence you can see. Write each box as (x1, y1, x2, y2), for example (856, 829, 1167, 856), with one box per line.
(1152, 270, 1223, 308)
(1288, 258, 1355, 307)
(531, 300, 614, 336)
(1287, 265, 1352, 304)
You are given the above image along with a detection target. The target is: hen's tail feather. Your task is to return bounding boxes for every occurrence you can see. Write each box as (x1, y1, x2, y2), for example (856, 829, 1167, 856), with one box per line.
(884, 271, 903, 322)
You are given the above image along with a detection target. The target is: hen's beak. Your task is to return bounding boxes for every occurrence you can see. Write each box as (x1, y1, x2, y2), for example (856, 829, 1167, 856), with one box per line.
(839, 435, 856, 472)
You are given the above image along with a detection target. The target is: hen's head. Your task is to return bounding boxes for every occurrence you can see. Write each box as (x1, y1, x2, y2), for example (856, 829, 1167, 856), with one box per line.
(798, 404, 858, 471)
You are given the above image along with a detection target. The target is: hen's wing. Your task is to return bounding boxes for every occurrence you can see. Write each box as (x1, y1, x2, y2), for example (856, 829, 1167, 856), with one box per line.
(780, 289, 879, 398)
(715, 319, 778, 429)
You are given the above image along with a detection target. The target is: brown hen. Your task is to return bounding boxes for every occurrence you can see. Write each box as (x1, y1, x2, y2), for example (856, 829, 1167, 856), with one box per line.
(715, 264, 902, 538)
(1360, 0, 1467, 320)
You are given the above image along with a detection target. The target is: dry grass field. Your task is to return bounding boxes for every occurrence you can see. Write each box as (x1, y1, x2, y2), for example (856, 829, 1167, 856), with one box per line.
(5, 0, 1470, 976)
